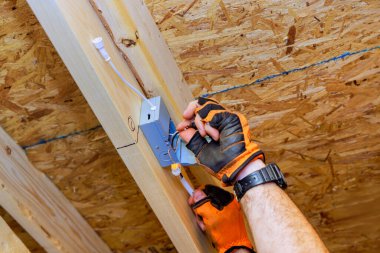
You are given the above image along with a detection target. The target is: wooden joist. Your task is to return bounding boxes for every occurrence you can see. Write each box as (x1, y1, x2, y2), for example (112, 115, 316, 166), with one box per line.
(89, 0, 194, 122)
(26, 0, 214, 252)
(0, 216, 30, 253)
(89, 0, 219, 187)
(0, 127, 112, 253)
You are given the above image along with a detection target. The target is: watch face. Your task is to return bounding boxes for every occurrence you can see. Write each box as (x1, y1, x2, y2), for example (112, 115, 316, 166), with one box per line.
(272, 163, 287, 189)
(234, 163, 287, 201)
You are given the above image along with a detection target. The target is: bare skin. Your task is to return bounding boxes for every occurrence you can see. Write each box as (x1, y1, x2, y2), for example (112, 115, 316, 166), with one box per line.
(236, 160, 328, 253)
(178, 101, 329, 253)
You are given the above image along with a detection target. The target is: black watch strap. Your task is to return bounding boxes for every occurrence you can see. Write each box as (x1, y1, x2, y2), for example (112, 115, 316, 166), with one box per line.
(233, 163, 287, 201)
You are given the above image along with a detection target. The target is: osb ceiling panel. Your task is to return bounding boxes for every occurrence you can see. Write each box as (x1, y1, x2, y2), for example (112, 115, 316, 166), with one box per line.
(0, 0, 379, 252)
(146, 0, 380, 252)
(0, 0, 175, 252)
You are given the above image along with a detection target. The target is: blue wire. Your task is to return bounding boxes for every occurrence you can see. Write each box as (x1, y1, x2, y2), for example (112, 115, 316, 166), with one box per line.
(22, 125, 102, 150)
(21, 45, 380, 150)
(200, 45, 380, 98)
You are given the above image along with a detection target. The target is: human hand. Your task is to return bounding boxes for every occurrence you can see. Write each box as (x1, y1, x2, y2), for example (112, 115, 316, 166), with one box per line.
(189, 185, 254, 253)
(177, 98, 264, 185)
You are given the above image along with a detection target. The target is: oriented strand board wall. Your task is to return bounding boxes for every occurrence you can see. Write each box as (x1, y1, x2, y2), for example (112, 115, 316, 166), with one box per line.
(0, 1, 175, 252)
(1, 0, 379, 252)
(0, 207, 45, 253)
(146, 0, 380, 252)
(0, 215, 30, 253)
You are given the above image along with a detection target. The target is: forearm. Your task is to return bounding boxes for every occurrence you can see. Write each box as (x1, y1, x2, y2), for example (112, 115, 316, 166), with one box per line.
(238, 160, 328, 253)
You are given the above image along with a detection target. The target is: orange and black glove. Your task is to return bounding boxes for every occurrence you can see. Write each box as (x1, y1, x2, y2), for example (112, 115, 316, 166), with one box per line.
(190, 185, 255, 253)
(186, 98, 264, 185)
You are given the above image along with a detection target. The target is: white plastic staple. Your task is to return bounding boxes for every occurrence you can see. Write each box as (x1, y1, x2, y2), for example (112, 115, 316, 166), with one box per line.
(92, 37, 111, 61)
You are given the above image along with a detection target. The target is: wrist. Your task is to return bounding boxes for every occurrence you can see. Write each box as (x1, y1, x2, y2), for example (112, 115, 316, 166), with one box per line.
(234, 162, 287, 202)
(236, 159, 266, 181)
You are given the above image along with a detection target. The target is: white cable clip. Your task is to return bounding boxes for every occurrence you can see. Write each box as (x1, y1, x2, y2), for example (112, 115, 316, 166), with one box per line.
(92, 37, 156, 111)
(92, 37, 111, 62)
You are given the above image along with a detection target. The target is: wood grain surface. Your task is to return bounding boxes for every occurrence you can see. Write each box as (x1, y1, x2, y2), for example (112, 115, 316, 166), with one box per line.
(146, 0, 380, 252)
(0, 216, 30, 253)
(0, 126, 113, 253)
(1, 0, 379, 252)
(0, 1, 175, 252)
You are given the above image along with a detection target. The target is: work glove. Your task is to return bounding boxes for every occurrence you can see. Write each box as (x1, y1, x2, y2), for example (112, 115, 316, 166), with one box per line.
(184, 98, 264, 185)
(189, 185, 255, 253)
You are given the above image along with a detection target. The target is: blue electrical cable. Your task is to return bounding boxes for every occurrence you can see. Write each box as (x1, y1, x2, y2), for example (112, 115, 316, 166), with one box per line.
(22, 125, 102, 150)
(21, 45, 380, 150)
(200, 45, 380, 98)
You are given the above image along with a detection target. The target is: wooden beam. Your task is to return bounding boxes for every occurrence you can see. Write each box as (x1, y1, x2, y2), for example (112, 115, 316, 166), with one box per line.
(88, 0, 220, 188)
(88, 0, 193, 122)
(26, 0, 214, 252)
(0, 127, 112, 253)
(0, 216, 30, 253)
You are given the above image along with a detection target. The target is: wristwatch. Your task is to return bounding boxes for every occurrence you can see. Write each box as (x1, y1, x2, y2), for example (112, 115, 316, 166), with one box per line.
(233, 163, 287, 201)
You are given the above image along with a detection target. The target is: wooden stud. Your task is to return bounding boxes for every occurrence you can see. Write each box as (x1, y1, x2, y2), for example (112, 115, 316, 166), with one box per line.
(26, 0, 214, 252)
(0, 127, 112, 253)
(88, 0, 220, 189)
(0, 216, 30, 253)
(89, 0, 194, 122)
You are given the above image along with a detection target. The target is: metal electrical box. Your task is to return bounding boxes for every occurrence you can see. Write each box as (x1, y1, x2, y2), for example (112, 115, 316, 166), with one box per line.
(140, 96, 196, 167)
